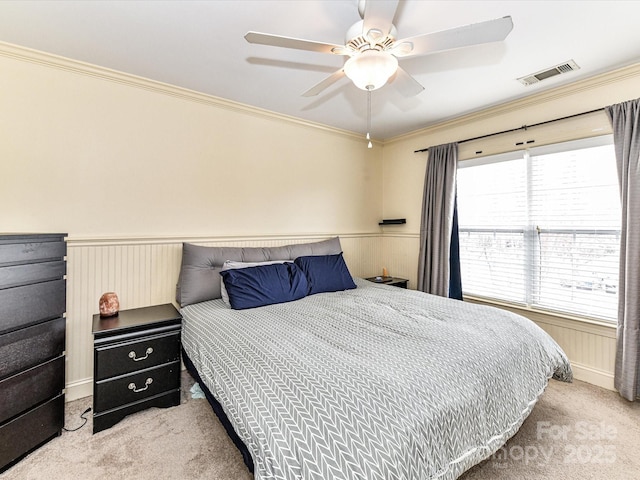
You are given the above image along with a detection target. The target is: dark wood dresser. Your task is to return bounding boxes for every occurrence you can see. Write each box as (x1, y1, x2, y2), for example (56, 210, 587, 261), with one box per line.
(92, 303, 182, 434)
(0, 233, 67, 472)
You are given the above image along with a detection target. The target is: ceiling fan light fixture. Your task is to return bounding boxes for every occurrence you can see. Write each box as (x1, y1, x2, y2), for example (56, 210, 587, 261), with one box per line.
(343, 49, 398, 91)
(392, 41, 414, 56)
(331, 46, 351, 55)
(365, 28, 384, 42)
(245, 6, 511, 99)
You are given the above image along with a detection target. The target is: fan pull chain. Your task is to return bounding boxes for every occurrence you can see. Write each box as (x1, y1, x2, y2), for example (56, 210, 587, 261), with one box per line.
(366, 88, 372, 149)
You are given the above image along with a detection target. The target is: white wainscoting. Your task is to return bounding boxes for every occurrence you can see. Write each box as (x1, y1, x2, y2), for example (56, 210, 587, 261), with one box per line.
(64, 233, 383, 401)
(465, 298, 617, 390)
(381, 233, 421, 288)
(380, 233, 618, 391)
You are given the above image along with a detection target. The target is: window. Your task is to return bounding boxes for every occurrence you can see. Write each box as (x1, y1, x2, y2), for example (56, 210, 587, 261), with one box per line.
(457, 136, 620, 321)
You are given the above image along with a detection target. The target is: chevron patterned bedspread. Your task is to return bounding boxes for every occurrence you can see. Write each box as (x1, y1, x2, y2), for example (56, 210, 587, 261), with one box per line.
(181, 278, 572, 480)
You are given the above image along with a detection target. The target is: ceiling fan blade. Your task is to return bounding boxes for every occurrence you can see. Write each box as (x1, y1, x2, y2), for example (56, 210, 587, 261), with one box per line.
(389, 66, 425, 97)
(245, 31, 345, 55)
(302, 69, 346, 97)
(362, 0, 399, 37)
(393, 16, 513, 58)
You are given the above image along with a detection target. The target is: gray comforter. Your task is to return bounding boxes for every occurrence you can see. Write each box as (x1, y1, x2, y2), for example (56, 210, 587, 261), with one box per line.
(181, 278, 572, 480)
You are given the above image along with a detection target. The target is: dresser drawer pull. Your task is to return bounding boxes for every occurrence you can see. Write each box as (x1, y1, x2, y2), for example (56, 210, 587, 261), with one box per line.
(128, 378, 153, 393)
(128, 347, 153, 361)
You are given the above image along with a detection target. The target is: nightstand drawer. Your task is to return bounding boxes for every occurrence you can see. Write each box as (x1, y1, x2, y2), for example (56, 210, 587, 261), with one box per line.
(94, 330, 180, 381)
(94, 361, 180, 412)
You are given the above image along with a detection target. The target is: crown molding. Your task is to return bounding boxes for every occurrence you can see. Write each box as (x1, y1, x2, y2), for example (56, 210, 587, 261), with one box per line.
(65, 232, 382, 247)
(0, 40, 367, 141)
(4, 40, 633, 148)
(386, 62, 640, 145)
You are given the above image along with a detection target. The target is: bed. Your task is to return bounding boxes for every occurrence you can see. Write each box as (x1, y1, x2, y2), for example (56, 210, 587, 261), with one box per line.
(177, 237, 572, 480)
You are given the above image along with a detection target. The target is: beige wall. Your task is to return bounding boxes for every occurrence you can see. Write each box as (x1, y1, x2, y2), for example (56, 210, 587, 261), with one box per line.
(381, 63, 640, 390)
(0, 42, 383, 237)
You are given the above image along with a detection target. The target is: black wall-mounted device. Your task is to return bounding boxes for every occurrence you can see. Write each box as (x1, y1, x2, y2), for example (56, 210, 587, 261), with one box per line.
(378, 219, 406, 225)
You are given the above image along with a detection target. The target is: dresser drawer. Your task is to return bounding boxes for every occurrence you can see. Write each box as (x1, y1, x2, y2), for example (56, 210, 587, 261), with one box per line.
(0, 279, 66, 334)
(94, 361, 180, 412)
(0, 355, 64, 424)
(0, 237, 65, 266)
(0, 261, 66, 290)
(94, 330, 180, 381)
(0, 394, 64, 472)
(0, 317, 65, 380)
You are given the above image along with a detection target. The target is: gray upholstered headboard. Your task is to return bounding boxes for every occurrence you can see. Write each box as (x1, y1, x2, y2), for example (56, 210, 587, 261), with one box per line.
(176, 237, 342, 307)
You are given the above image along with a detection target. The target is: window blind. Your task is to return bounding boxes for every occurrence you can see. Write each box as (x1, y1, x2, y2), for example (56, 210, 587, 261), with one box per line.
(457, 135, 620, 321)
(457, 151, 527, 304)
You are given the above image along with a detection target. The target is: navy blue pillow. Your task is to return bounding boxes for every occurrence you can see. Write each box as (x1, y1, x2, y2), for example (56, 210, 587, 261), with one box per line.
(294, 253, 357, 295)
(220, 262, 308, 310)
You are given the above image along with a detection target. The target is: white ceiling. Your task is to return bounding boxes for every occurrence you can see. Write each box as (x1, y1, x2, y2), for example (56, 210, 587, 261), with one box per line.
(1, 0, 639, 139)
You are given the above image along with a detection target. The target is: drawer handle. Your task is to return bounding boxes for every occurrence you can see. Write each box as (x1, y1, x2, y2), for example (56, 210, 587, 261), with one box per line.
(128, 347, 153, 361)
(128, 378, 153, 393)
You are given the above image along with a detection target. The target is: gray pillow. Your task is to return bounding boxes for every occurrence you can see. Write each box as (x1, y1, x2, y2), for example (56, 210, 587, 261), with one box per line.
(176, 237, 342, 307)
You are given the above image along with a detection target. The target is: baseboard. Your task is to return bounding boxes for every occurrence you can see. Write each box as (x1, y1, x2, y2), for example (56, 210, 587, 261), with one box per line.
(65, 378, 93, 401)
(570, 361, 615, 391)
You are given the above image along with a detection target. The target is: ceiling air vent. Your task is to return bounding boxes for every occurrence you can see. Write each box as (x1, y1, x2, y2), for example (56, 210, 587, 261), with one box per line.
(517, 60, 580, 86)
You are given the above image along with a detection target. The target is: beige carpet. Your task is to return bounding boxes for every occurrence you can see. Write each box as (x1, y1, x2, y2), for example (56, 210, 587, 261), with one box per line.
(2, 371, 638, 480)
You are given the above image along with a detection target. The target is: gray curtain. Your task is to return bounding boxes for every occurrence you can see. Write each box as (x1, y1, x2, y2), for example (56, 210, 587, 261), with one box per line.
(606, 98, 640, 402)
(417, 142, 458, 296)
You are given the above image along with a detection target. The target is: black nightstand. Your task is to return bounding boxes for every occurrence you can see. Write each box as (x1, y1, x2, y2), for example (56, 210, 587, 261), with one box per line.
(365, 276, 409, 288)
(91, 303, 182, 434)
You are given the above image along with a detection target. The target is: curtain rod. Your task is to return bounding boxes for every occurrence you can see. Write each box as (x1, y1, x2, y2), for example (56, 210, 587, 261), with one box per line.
(413, 107, 605, 153)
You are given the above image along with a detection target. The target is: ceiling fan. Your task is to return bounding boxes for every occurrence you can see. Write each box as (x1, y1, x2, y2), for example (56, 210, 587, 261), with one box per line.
(245, 0, 513, 97)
